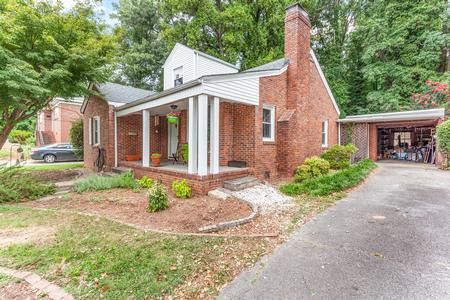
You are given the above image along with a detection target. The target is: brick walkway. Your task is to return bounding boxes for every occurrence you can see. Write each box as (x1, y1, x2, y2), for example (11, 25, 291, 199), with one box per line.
(0, 266, 74, 300)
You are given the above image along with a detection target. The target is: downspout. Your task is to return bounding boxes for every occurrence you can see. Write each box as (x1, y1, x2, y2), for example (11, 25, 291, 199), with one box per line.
(338, 122, 341, 145)
(114, 111, 118, 168)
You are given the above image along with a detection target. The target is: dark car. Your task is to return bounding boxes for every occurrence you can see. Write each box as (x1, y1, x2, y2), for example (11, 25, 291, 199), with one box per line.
(30, 144, 82, 163)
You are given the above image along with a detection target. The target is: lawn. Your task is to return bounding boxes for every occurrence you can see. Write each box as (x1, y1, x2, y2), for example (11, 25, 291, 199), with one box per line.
(21, 162, 84, 171)
(0, 205, 269, 299)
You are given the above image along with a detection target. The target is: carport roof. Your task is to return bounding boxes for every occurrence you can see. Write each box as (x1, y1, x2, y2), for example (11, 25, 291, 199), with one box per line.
(338, 108, 445, 123)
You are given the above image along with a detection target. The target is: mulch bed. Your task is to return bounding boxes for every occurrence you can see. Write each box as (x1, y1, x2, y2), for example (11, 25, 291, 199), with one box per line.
(24, 189, 253, 233)
(28, 169, 83, 183)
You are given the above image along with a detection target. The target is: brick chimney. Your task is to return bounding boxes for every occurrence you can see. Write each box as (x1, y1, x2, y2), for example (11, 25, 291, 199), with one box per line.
(284, 3, 311, 110)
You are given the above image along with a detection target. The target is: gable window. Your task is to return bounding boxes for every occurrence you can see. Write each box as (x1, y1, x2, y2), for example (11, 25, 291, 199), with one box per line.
(89, 116, 101, 146)
(262, 105, 275, 141)
(173, 66, 183, 87)
(322, 119, 328, 147)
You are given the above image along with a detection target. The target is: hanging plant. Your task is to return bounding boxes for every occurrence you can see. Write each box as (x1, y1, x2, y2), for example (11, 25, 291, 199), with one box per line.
(166, 111, 180, 124)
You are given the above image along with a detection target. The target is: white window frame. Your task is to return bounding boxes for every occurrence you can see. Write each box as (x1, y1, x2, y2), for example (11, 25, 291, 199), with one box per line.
(262, 105, 275, 142)
(173, 66, 184, 87)
(322, 119, 328, 148)
(89, 116, 101, 146)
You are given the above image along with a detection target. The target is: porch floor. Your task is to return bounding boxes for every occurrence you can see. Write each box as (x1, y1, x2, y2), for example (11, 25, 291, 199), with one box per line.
(119, 160, 247, 175)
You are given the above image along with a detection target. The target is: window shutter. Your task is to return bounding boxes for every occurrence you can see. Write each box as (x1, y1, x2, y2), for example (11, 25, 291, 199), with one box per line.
(97, 117, 101, 145)
(88, 118, 92, 145)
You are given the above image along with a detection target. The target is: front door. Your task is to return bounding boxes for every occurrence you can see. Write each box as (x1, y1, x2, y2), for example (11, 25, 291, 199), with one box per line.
(168, 121, 179, 158)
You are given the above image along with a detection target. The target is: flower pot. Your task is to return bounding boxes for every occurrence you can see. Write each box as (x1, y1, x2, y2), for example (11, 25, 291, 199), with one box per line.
(151, 155, 161, 167)
(167, 116, 178, 124)
(125, 154, 141, 161)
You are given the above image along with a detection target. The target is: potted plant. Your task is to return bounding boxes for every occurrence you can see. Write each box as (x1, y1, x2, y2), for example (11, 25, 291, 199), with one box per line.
(151, 153, 162, 167)
(166, 111, 179, 124)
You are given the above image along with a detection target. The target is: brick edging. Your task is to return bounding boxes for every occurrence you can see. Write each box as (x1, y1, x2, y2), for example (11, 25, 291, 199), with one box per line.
(0, 266, 74, 300)
(198, 198, 259, 233)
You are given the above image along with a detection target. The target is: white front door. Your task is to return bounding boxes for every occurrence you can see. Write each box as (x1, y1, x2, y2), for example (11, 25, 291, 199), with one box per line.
(168, 121, 179, 157)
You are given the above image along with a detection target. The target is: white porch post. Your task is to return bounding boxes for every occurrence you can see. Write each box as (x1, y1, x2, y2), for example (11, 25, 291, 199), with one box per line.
(142, 109, 150, 167)
(197, 94, 209, 176)
(114, 112, 118, 167)
(188, 97, 198, 174)
(209, 97, 220, 174)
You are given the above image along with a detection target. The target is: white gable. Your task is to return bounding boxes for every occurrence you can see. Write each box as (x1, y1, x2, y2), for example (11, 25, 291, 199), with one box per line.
(163, 43, 239, 90)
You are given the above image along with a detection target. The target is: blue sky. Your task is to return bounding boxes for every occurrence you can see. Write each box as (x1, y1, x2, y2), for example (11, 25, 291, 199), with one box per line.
(61, 0, 118, 26)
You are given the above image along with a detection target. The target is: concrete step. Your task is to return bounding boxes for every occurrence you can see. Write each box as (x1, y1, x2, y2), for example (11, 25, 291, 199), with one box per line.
(223, 176, 259, 191)
(112, 167, 133, 175)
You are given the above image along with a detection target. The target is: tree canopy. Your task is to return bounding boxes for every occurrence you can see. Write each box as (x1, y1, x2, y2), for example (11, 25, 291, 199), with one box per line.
(0, 0, 114, 148)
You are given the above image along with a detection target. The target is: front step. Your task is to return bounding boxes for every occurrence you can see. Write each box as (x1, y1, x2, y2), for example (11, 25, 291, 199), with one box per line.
(112, 167, 133, 174)
(223, 176, 259, 191)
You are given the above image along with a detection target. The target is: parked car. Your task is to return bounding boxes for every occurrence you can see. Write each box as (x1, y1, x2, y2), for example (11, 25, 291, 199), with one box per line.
(30, 144, 82, 163)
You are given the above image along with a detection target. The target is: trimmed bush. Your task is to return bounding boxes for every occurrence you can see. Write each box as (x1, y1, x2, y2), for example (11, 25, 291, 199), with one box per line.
(73, 172, 138, 193)
(320, 144, 358, 169)
(137, 176, 154, 189)
(8, 129, 33, 145)
(69, 119, 84, 159)
(281, 159, 376, 196)
(294, 156, 330, 182)
(147, 181, 169, 212)
(171, 179, 192, 198)
(436, 120, 450, 169)
(0, 167, 55, 202)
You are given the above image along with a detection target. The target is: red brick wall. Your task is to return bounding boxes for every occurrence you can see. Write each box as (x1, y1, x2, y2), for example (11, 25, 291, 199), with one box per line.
(117, 114, 142, 161)
(369, 124, 377, 160)
(232, 104, 256, 168)
(58, 103, 82, 143)
(220, 102, 234, 165)
(83, 95, 115, 171)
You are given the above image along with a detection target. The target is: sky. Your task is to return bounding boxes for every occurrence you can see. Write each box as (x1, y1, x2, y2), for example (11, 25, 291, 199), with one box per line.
(60, 0, 118, 26)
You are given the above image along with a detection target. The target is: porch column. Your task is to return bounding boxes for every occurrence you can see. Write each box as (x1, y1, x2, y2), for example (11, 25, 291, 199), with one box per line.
(188, 97, 198, 174)
(209, 97, 220, 174)
(197, 94, 208, 176)
(142, 109, 150, 167)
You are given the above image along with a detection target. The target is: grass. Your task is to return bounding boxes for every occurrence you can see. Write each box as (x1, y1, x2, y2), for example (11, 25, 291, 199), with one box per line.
(21, 162, 84, 171)
(73, 172, 138, 193)
(0, 205, 268, 299)
(0, 273, 14, 285)
(0, 149, 9, 160)
(281, 159, 377, 197)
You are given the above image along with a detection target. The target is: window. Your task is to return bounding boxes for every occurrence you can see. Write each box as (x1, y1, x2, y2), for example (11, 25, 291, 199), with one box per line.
(173, 66, 183, 86)
(89, 116, 101, 146)
(262, 105, 275, 141)
(394, 132, 411, 148)
(322, 120, 328, 147)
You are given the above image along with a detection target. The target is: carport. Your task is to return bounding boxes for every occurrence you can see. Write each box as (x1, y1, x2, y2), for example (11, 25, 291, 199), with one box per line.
(338, 108, 445, 165)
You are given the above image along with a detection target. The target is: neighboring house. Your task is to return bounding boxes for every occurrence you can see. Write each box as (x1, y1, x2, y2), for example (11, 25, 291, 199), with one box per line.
(81, 3, 341, 194)
(36, 97, 83, 146)
(339, 108, 446, 165)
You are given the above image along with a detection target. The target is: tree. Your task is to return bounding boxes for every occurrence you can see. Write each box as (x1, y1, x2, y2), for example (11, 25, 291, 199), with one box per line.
(112, 0, 167, 90)
(350, 0, 448, 113)
(70, 119, 84, 158)
(0, 0, 114, 150)
(160, 0, 288, 70)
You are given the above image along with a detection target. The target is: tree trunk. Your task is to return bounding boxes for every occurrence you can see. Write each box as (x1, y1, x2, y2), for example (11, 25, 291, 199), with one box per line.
(0, 123, 16, 150)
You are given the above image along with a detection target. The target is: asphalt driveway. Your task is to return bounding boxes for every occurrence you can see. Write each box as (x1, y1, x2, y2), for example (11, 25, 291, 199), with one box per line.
(219, 162, 450, 299)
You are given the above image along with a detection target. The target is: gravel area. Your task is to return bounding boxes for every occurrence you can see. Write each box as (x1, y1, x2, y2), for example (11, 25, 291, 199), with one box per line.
(227, 184, 295, 214)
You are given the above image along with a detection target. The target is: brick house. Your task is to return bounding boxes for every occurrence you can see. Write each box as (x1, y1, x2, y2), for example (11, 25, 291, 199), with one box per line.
(36, 97, 84, 146)
(81, 3, 341, 194)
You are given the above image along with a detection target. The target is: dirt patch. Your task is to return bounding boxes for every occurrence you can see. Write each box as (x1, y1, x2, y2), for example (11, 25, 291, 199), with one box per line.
(27, 169, 82, 183)
(0, 280, 51, 300)
(24, 189, 253, 233)
(0, 226, 56, 249)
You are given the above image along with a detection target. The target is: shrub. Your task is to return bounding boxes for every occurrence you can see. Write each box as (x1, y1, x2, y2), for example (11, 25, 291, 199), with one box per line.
(171, 179, 192, 198)
(147, 181, 169, 212)
(8, 130, 33, 145)
(0, 167, 55, 202)
(73, 172, 138, 193)
(69, 119, 84, 159)
(137, 176, 154, 189)
(320, 144, 358, 169)
(281, 159, 376, 196)
(294, 156, 330, 182)
(437, 120, 450, 169)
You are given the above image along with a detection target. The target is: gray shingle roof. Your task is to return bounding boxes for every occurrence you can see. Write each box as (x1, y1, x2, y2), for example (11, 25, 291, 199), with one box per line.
(244, 58, 290, 72)
(94, 82, 155, 104)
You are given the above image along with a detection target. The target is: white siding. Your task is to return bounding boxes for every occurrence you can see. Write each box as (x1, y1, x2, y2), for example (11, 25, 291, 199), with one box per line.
(163, 44, 238, 90)
(163, 45, 195, 90)
(196, 55, 238, 78)
(203, 77, 259, 105)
